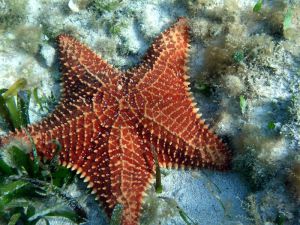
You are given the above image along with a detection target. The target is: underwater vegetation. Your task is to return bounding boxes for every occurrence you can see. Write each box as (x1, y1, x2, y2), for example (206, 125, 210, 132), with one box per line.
(0, 80, 87, 224)
(14, 26, 43, 55)
(0, 0, 28, 31)
(183, 0, 300, 224)
(0, 79, 29, 131)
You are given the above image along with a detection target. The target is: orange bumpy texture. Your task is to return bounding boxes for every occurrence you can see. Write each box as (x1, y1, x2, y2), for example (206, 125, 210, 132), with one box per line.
(0, 18, 231, 225)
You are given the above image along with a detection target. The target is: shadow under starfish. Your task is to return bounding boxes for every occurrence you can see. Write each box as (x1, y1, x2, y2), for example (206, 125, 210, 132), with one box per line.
(0, 18, 231, 225)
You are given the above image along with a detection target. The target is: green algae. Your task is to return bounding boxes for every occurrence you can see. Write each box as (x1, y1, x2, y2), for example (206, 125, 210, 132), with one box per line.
(32, 88, 56, 113)
(0, 81, 86, 224)
(1, 79, 27, 101)
(234, 148, 276, 190)
(110, 204, 123, 225)
(267, 121, 276, 130)
(0, 0, 28, 31)
(239, 95, 247, 115)
(253, 0, 263, 13)
(142, 191, 198, 225)
(91, 0, 122, 14)
(14, 26, 42, 55)
(283, 7, 293, 30)
(0, 139, 85, 224)
(0, 79, 29, 131)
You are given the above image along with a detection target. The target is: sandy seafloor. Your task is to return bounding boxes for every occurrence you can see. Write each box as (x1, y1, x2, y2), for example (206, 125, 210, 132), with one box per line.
(0, 0, 300, 224)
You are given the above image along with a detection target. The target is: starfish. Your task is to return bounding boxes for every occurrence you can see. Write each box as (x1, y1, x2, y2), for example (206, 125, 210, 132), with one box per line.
(0, 18, 231, 224)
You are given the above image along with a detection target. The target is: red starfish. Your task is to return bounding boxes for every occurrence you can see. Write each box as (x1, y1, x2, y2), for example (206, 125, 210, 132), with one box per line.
(0, 18, 231, 224)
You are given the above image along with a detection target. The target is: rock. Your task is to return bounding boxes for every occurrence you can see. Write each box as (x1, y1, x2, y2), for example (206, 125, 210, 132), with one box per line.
(40, 43, 56, 67)
(68, 0, 80, 13)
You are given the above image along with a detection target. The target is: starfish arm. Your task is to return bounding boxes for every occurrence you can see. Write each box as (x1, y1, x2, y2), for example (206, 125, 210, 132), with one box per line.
(126, 17, 189, 87)
(2, 110, 98, 160)
(128, 18, 231, 169)
(108, 113, 155, 225)
(0, 86, 120, 164)
(152, 126, 230, 170)
(64, 118, 120, 218)
(0, 35, 124, 151)
(57, 35, 120, 103)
